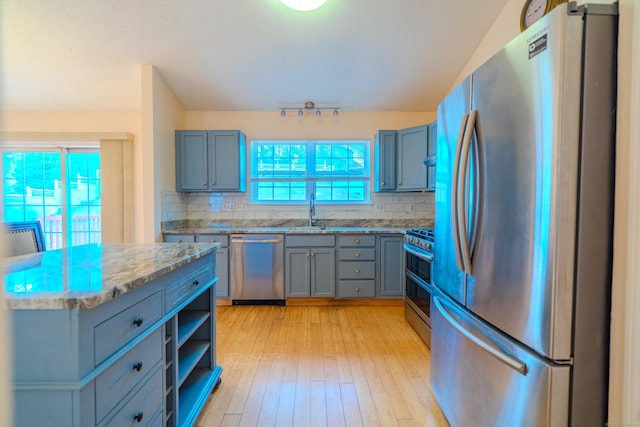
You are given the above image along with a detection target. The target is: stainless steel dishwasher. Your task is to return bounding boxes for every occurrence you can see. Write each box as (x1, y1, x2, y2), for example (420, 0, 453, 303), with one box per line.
(230, 234, 285, 305)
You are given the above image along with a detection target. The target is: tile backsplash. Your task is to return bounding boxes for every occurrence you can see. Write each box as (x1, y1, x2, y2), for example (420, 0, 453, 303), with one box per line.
(161, 191, 434, 229)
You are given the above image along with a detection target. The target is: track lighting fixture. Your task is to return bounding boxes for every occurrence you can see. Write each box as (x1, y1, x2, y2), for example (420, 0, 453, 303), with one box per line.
(279, 101, 340, 117)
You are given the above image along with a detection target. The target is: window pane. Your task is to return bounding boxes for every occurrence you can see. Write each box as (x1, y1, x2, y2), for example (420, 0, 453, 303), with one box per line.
(251, 140, 369, 203)
(68, 153, 101, 246)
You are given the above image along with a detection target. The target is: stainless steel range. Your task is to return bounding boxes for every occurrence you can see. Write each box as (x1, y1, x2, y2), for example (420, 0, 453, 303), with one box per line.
(403, 228, 434, 347)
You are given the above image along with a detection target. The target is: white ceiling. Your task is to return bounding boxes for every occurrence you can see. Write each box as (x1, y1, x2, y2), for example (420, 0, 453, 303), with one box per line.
(1, 0, 508, 112)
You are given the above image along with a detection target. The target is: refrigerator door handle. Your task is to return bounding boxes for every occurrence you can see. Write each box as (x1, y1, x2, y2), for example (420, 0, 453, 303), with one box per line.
(458, 110, 477, 274)
(469, 112, 484, 260)
(433, 296, 528, 375)
(451, 114, 469, 272)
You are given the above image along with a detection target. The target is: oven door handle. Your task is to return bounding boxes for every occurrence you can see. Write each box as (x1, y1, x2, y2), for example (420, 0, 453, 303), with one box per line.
(403, 243, 433, 263)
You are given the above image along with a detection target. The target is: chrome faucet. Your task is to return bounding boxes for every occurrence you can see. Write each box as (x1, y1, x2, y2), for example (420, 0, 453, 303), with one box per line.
(309, 193, 322, 227)
(309, 193, 316, 226)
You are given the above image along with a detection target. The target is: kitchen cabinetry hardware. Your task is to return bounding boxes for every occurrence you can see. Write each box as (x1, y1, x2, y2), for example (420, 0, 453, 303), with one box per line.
(133, 412, 143, 422)
(132, 318, 143, 327)
(133, 362, 143, 372)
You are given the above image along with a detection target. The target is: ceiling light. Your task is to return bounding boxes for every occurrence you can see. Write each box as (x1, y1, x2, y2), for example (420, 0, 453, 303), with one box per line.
(279, 0, 328, 12)
(280, 101, 340, 118)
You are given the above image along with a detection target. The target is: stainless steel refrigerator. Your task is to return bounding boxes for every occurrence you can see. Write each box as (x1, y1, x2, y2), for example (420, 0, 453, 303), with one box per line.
(431, 3, 617, 427)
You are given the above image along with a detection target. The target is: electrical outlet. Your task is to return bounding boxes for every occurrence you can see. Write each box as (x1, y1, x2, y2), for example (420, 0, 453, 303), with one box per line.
(224, 203, 234, 211)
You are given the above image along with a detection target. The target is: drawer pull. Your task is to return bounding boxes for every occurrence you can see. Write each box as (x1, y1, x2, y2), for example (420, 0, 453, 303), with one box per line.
(133, 412, 144, 423)
(193, 280, 200, 286)
(355, 288, 360, 292)
(132, 362, 143, 372)
(355, 269, 360, 273)
(356, 252, 360, 257)
(132, 318, 144, 327)
(355, 239, 360, 244)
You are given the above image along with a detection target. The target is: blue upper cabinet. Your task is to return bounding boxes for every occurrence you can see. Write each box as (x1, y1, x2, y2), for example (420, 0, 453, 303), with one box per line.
(374, 130, 397, 192)
(176, 130, 246, 192)
(375, 124, 430, 192)
(426, 121, 437, 191)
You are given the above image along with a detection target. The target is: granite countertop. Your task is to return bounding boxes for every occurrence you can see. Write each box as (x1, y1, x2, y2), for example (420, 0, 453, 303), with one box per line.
(2, 242, 219, 311)
(163, 226, 407, 235)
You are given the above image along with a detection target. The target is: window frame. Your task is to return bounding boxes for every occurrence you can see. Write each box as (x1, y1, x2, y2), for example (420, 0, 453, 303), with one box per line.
(250, 139, 371, 204)
(1, 143, 101, 249)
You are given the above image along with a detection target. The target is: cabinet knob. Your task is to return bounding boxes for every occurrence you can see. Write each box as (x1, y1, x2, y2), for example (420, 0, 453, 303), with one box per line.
(177, 239, 183, 243)
(133, 412, 144, 423)
(355, 288, 360, 292)
(311, 253, 315, 257)
(193, 280, 200, 286)
(355, 269, 360, 273)
(132, 318, 144, 327)
(203, 182, 207, 186)
(355, 252, 360, 257)
(355, 239, 360, 244)
(133, 362, 143, 372)
(381, 181, 385, 185)
(306, 253, 310, 257)
(211, 240, 216, 243)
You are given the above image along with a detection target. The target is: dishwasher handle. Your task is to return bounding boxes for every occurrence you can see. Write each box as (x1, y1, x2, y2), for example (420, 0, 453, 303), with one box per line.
(231, 238, 282, 244)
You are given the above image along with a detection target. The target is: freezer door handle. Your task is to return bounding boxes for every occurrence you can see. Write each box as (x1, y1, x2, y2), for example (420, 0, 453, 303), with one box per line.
(433, 296, 528, 375)
(451, 113, 469, 272)
(457, 110, 477, 275)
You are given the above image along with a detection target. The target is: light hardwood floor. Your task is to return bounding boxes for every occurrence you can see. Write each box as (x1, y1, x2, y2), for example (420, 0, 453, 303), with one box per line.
(195, 304, 449, 427)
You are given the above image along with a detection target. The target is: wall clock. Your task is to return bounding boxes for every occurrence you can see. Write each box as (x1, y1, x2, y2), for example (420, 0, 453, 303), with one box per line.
(520, 0, 568, 32)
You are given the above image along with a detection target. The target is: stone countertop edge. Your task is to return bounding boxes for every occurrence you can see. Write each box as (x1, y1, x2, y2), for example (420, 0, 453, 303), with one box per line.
(163, 227, 408, 235)
(3, 242, 220, 311)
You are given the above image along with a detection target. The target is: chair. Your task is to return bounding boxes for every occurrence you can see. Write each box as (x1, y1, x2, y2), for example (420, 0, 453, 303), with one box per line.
(2, 221, 47, 257)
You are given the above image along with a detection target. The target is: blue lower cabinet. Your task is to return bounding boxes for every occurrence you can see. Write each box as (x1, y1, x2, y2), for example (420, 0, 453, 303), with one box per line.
(10, 252, 221, 427)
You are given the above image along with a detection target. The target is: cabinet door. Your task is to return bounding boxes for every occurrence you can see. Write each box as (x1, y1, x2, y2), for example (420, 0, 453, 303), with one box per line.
(379, 236, 404, 296)
(397, 125, 428, 191)
(311, 248, 335, 297)
(427, 122, 437, 191)
(374, 130, 397, 192)
(286, 248, 311, 296)
(215, 247, 229, 298)
(176, 131, 209, 191)
(209, 131, 246, 191)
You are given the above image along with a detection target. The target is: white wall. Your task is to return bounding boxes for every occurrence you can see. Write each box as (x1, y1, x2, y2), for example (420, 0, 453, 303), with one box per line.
(608, 0, 640, 423)
(140, 65, 186, 242)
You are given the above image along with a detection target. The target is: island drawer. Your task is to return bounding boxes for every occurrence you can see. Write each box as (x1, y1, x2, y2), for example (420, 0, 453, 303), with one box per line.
(195, 234, 229, 247)
(95, 329, 162, 423)
(339, 280, 376, 298)
(94, 291, 163, 365)
(338, 261, 376, 279)
(165, 263, 213, 313)
(337, 235, 375, 247)
(99, 365, 163, 427)
(338, 248, 375, 261)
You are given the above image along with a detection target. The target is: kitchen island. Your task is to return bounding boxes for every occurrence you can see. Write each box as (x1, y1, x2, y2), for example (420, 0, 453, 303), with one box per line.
(3, 242, 221, 427)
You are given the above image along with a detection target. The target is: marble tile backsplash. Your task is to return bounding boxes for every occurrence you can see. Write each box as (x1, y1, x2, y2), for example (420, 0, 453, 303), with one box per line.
(161, 190, 434, 229)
